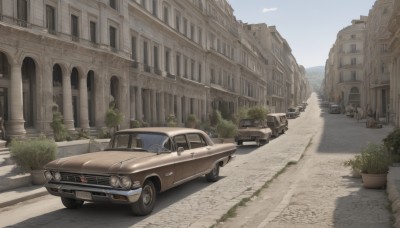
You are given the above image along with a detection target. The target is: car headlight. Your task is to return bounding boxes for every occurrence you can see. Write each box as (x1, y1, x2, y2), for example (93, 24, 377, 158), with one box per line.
(53, 172, 62, 181)
(44, 171, 53, 181)
(110, 175, 120, 188)
(120, 176, 132, 189)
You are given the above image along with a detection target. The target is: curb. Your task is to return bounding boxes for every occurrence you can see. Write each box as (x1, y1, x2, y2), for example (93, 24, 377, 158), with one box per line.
(0, 186, 48, 208)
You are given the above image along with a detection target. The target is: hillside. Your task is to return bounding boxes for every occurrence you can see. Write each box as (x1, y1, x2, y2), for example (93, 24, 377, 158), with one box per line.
(306, 66, 324, 93)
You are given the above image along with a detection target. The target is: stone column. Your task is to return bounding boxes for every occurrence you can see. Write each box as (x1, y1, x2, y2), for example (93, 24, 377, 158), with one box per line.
(164, 93, 170, 116)
(62, 71, 75, 130)
(95, 73, 106, 128)
(151, 89, 157, 125)
(159, 92, 165, 125)
(130, 86, 136, 121)
(79, 75, 89, 129)
(8, 63, 26, 136)
(176, 95, 182, 125)
(135, 86, 143, 121)
(143, 90, 151, 123)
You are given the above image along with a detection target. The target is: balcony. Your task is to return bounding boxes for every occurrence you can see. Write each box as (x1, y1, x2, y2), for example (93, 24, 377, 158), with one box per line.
(166, 72, 176, 80)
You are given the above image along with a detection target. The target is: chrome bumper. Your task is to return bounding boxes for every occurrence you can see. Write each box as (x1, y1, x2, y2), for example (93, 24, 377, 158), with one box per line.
(45, 183, 142, 204)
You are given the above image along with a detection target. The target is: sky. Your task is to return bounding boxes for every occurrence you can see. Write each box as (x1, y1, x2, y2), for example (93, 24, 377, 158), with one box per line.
(228, 0, 376, 68)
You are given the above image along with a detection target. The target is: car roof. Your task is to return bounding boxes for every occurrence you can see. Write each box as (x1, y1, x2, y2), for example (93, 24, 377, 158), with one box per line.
(267, 113, 286, 117)
(117, 127, 204, 137)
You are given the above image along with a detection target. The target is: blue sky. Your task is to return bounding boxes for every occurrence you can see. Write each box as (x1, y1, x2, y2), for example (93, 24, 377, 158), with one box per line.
(228, 0, 376, 68)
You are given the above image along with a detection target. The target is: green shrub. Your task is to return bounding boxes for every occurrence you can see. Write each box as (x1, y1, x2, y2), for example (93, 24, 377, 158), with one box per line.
(383, 128, 400, 160)
(210, 110, 223, 127)
(50, 111, 69, 142)
(105, 108, 124, 135)
(186, 114, 197, 128)
(216, 119, 237, 138)
(355, 143, 393, 174)
(130, 120, 142, 128)
(97, 128, 111, 139)
(234, 107, 249, 124)
(166, 114, 178, 127)
(247, 106, 269, 122)
(10, 137, 57, 173)
(77, 129, 90, 140)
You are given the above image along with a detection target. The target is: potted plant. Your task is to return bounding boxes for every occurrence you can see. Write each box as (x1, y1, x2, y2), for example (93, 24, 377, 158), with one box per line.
(105, 107, 124, 136)
(10, 137, 57, 184)
(216, 119, 237, 143)
(343, 154, 362, 178)
(186, 114, 197, 128)
(353, 143, 393, 189)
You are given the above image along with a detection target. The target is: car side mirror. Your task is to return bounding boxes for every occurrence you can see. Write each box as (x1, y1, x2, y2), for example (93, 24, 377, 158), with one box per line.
(177, 147, 184, 155)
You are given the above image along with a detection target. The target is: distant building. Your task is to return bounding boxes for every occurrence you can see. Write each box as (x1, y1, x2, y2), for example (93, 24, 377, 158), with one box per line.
(0, 0, 310, 138)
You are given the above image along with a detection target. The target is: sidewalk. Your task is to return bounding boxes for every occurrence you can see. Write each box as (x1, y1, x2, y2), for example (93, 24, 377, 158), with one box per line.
(0, 185, 48, 208)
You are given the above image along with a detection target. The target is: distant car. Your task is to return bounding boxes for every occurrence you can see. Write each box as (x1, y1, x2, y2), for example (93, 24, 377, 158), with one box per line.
(329, 104, 341, 114)
(297, 105, 305, 112)
(267, 113, 289, 137)
(235, 119, 272, 146)
(286, 107, 300, 119)
(43, 127, 236, 216)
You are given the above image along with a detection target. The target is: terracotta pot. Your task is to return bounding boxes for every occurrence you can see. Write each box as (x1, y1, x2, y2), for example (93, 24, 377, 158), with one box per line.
(361, 173, 387, 189)
(31, 170, 47, 185)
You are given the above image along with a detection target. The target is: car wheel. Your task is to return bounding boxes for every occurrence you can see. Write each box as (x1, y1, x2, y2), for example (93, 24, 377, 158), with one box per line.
(206, 163, 220, 182)
(131, 180, 156, 216)
(61, 197, 84, 209)
(237, 140, 243, 146)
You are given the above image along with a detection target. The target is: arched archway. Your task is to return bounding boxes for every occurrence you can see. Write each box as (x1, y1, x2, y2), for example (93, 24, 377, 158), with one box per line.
(87, 70, 95, 127)
(110, 76, 119, 109)
(21, 57, 36, 128)
(0, 52, 10, 123)
(52, 64, 63, 113)
(71, 68, 80, 128)
(348, 87, 360, 107)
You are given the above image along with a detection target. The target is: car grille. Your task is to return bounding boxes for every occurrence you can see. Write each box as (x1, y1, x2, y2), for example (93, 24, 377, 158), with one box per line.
(59, 172, 111, 187)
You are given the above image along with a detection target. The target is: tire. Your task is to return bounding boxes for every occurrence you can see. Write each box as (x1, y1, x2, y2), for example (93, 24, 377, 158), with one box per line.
(131, 180, 156, 216)
(206, 163, 220, 182)
(237, 140, 243, 146)
(61, 197, 84, 209)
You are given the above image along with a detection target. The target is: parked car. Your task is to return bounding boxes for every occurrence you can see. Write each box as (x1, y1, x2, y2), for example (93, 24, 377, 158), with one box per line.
(329, 104, 341, 114)
(43, 127, 236, 216)
(286, 107, 299, 119)
(267, 113, 289, 137)
(297, 105, 305, 112)
(235, 119, 272, 146)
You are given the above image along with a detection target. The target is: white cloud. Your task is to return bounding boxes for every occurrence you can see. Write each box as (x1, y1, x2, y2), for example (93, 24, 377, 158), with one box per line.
(262, 8, 277, 13)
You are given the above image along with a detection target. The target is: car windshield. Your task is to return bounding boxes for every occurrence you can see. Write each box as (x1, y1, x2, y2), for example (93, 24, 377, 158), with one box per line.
(288, 108, 295, 112)
(107, 132, 171, 153)
(239, 119, 259, 127)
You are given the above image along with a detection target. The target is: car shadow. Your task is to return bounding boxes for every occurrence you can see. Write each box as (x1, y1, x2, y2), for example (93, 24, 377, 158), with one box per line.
(7, 176, 224, 227)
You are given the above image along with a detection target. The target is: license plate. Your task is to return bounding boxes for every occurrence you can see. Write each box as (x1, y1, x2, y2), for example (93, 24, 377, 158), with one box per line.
(76, 191, 92, 200)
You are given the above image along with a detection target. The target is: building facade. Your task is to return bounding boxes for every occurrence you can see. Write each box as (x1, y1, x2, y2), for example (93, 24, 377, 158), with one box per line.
(0, 0, 309, 138)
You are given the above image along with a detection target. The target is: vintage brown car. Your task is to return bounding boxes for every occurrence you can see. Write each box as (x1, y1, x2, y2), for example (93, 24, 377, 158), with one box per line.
(235, 119, 272, 146)
(43, 127, 236, 216)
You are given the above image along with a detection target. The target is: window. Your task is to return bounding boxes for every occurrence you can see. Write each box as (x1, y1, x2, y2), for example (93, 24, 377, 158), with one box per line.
(46, 5, 55, 33)
(210, 68, 215, 83)
(17, 0, 28, 27)
(163, 5, 169, 24)
(191, 60, 195, 80)
(109, 26, 117, 49)
(109, 0, 117, 10)
(131, 36, 137, 60)
(351, 58, 356, 66)
(165, 48, 171, 73)
(140, 0, 146, 9)
(351, 71, 357, 81)
(184, 57, 188, 78)
(197, 27, 202, 45)
(153, 46, 159, 71)
(183, 18, 188, 36)
(143, 41, 149, 66)
(187, 133, 206, 149)
(350, 44, 356, 53)
(198, 63, 202, 82)
(173, 135, 189, 150)
(71, 15, 79, 41)
(176, 54, 181, 76)
(190, 23, 195, 40)
(152, 0, 158, 16)
(175, 11, 180, 32)
(351, 34, 356, 39)
(90, 21, 96, 43)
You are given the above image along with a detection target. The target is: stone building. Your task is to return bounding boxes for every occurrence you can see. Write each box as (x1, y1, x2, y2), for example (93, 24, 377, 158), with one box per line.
(324, 17, 367, 110)
(364, 0, 393, 121)
(0, 0, 309, 139)
(388, 0, 400, 127)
